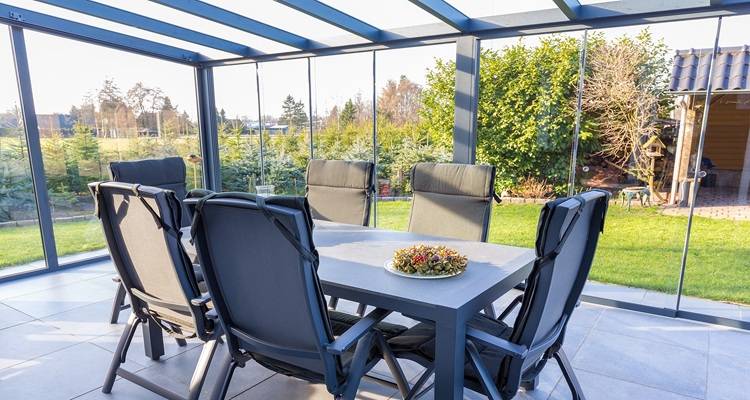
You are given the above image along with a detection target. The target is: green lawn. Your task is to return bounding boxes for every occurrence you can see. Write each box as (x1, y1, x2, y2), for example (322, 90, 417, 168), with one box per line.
(2, 201, 749, 305)
(377, 201, 750, 305)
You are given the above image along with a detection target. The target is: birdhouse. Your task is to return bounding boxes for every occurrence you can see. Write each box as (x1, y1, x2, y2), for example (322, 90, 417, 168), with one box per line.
(643, 135, 667, 158)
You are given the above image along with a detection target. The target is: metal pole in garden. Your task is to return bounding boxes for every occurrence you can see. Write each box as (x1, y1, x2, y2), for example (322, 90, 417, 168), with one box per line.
(568, 29, 588, 196)
(255, 63, 265, 186)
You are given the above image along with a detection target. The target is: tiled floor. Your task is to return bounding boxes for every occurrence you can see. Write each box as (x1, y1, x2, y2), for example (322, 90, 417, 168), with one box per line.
(1, 260, 749, 400)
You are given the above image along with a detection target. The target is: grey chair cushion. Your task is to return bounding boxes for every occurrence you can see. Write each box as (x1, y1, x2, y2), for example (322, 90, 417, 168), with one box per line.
(408, 163, 496, 241)
(328, 310, 408, 339)
(109, 157, 191, 227)
(306, 159, 374, 226)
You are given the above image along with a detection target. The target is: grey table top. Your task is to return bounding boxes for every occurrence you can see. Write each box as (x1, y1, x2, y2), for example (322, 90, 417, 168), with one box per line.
(313, 221, 535, 311)
(181, 221, 536, 312)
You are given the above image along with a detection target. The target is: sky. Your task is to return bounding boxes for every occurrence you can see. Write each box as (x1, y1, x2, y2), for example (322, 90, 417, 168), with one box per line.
(1, 1, 749, 120)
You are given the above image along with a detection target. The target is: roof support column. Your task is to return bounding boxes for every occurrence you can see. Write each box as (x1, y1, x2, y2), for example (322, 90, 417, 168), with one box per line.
(9, 26, 59, 270)
(195, 66, 221, 191)
(453, 36, 480, 164)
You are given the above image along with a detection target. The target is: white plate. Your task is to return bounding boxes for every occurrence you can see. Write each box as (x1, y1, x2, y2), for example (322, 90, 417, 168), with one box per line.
(384, 260, 464, 279)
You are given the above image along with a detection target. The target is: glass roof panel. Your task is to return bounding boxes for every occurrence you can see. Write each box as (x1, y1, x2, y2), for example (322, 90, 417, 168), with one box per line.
(95, 0, 297, 54)
(210, 0, 358, 44)
(446, 0, 559, 18)
(12, 0, 239, 59)
(320, 0, 450, 30)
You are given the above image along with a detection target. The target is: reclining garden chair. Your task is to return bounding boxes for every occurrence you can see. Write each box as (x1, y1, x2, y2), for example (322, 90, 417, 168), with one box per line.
(89, 182, 220, 400)
(388, 189, 610, 400)
(108, 157, 192, 324)
(188, 192, 410, 400)
(305, 159, 376, 313)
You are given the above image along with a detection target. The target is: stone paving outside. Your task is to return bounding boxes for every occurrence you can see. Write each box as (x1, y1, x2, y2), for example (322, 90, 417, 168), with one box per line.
(662, 187, 750, 220)
(1, 260, 749, 400)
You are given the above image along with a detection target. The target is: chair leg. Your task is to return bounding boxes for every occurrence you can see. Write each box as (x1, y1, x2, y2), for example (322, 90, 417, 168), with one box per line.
(483, 304, 497, 319)
(103, 313, 140, 393)
(375, 335, 410, 398)
(404, 366, 433, 400)
(356, 303, 367, 317)
(553, 349, 586, 400)
(175, 338, 188, 347)
(341, 332, 376, 400)
(110, 283, 127, 324)
(212, 350, 238, 400)
(186, 338, 220, 400)
(520, 375, 539, 391)
(328, 296, 339, 310)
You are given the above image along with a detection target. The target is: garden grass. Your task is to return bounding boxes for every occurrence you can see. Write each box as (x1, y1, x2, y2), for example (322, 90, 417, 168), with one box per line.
(1, 201, 748, 305)
(377, 201, 750, 305)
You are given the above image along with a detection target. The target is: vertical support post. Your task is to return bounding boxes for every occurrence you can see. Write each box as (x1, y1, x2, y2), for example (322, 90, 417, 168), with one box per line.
(255, 63, 265, 185)
(453, 36, 480, 164)
(568, 30, 588, 196)
(307, 57, 314, 159)
(372, 50, 378, 227)
(676, 17, 723, 311)
(195, 65, 221, 191)
(9, 26, 59, 270)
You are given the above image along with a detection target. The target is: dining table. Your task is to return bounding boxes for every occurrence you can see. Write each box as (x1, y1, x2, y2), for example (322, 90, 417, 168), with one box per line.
(177, 220, 536, 400)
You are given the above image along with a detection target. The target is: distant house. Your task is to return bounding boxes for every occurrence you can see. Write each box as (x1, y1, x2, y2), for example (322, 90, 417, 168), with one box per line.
(36, 113, 74, 137)
(668, 45, 750, 204)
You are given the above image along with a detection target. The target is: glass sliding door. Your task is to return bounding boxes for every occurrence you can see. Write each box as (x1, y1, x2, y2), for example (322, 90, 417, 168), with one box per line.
(679, 16, 750, 323)
(0, 28, 46, 277)
(374, 44, 456, 230)
(257, 59, 310, 196)
(579, 18, 719, 310)
(480, 32, 586, 249)
(24, 31, 203, 266)
(213, 64, 262, 193)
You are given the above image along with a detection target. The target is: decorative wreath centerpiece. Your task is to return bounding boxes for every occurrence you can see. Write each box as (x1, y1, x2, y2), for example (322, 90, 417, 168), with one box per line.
(392, 244, 468, 276)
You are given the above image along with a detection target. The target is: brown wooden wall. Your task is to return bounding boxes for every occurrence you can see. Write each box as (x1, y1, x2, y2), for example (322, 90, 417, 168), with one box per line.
(704, 94, 750, 171)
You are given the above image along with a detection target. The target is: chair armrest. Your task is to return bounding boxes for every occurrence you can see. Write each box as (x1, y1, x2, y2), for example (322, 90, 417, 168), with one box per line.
(466, 326, 528, 359)
(326, 308, 391, 355)
(190, 293, 211, 307)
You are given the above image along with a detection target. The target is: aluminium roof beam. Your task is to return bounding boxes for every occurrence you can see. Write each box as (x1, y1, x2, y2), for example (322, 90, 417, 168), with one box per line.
(552, 0, 581, 20)
(408, 0, 471, 31)
(274, 0, 381, 42)
(0, 3, 204, 64)
(36, 0, 256, 57)
(150, 0, 309, 50)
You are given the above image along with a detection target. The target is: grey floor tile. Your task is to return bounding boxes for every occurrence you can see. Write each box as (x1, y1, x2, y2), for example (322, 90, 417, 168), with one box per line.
(593, 308, 711, 352)
(2, 279, 115, 319)
(706, 353, 750, 400)
(568, 303, 605, 329)
(572, 329, 707, 398)
(582, 281, 647, 304)
(709, 327, 750, 360)
(0, 342, 140, 400)
(0, 302, 34, 330)
(41, 300, 122, 337)
(548, 369, 698, 400)
(0, 320, 85, 370)
(73, 378, 172, 400)
(89, 326, 201, 367)
(233, 373, 396, 400)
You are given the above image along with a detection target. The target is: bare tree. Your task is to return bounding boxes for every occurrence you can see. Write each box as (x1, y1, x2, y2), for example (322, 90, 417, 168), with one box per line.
(583, 30, 670, 184)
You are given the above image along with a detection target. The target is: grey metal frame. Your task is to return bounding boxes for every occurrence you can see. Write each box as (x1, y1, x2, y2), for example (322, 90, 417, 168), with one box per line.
(0, 0, 748, 338)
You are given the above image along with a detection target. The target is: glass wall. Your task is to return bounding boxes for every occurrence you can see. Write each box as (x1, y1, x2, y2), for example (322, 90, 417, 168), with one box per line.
(214, 64, 262, 192)
(578, 19, 718, 309)
(682, 16, 750, 321)
(24, 31, 203, 266)
(480, 32, 585, 248)
(374, 44, 456, 230)
(0, 28, 46, 277)
(257, 59, 310, 195)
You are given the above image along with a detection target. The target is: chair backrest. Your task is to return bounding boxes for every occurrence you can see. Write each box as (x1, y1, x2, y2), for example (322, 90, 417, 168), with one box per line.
(89, 181, 209, 339)
(305, 159, 375, 226)
(189, 192, 343, 386)
(109, 157, 191, 227)
(408, 162, 496, 241)
(499, 190, 609, 397)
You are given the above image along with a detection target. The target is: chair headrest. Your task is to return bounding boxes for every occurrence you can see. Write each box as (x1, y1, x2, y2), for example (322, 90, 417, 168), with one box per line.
(410, 162, 495, 198)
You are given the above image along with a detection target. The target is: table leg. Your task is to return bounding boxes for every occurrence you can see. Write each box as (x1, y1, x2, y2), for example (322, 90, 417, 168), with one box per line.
(433, 316, 466, 400)
(142, 320, 165, 360)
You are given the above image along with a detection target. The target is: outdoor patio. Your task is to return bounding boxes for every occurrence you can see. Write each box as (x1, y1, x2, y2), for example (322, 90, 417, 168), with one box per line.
(0, 259, 748, 400)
